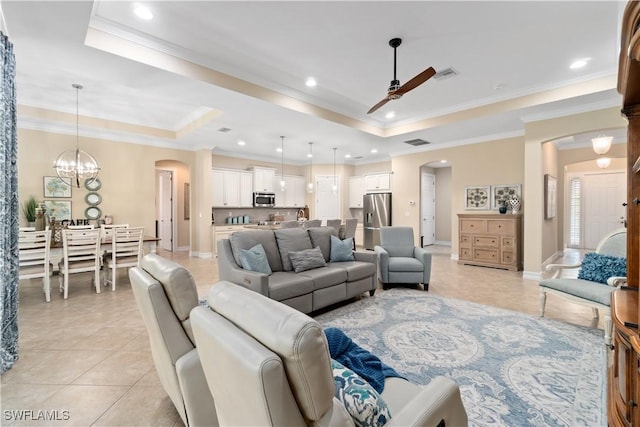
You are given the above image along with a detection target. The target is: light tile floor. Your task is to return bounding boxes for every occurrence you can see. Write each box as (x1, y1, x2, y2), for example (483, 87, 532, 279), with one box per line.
(2, 246, 600, 426)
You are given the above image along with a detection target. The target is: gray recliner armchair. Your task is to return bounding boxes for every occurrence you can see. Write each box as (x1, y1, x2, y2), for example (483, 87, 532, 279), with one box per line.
(129, 254, 217, 427)
(375, 226, 432, 291)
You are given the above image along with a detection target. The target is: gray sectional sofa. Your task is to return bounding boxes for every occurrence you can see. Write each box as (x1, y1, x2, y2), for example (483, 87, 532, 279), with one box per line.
(217, 227, 377, 313)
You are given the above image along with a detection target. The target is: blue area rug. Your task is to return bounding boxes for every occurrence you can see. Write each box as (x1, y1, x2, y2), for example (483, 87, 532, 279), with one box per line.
(314, 288, 606, 427)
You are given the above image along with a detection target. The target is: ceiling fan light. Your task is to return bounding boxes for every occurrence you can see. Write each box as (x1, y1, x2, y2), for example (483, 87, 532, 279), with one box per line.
(591, 135, 612, 155)
(596, 157, 611, 169)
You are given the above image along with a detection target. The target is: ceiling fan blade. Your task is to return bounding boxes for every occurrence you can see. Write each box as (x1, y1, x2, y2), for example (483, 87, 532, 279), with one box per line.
(395, 67, 436, 96)
(367, 97, 391, 114)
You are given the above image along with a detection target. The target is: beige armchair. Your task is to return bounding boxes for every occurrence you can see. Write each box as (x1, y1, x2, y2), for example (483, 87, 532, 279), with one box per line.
(129, 254, 217, 427)
(192, 281, 467, 427)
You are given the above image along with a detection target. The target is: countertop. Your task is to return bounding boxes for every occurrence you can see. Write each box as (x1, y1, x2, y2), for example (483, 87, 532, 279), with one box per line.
(212, 223, 282, 230)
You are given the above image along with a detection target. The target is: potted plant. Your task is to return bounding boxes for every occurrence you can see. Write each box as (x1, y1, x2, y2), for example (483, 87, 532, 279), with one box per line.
(22, 196, 38, 226)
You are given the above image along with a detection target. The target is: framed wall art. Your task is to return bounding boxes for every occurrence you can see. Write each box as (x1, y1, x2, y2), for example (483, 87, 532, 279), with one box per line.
(44, 200, 72, 221)
(465, 186, 490, 209)
(544, 174, 557, 219)
(491, 184, 522, 209)
(43, 176, 71, 198)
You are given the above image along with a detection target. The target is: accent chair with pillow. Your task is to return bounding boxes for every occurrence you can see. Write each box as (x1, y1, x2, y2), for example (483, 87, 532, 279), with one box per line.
(374, 226, 432, 291)
(539, 228, 627, 346)
(129, 254, 217, 427)
(191, 281, 468, 427)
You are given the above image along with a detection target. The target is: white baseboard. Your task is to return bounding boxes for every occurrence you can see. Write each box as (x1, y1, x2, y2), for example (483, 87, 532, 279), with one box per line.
(177, 246, 190, 252)
(189, 251, 213, 259)
(523, 271, 541, 281)
(434, 240, 452, 246)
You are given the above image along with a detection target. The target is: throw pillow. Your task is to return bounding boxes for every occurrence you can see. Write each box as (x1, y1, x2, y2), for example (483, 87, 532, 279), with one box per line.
(288, 247, 326, 273)
(577, 252, 626, 284)
(239, 244, 272, 275)
(331, 359, 391, 427)
(330, 235, 355, 262)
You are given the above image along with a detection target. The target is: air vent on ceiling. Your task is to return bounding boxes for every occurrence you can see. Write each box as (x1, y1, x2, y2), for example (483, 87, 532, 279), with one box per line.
(404, 138, 431, 147)
(433, 67, 458, 81)
(353, 156, 364, 160)
(217, 127, 232, 133)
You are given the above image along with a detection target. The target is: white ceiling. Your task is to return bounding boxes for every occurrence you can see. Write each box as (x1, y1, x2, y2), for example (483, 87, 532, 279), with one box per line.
(1, 0, 627, 165)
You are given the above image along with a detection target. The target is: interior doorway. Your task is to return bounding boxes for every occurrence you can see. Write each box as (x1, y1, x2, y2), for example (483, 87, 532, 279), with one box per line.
(421, 172, 435, 246)
(583, 171, 626, 249)
(156, 169, 174, 251)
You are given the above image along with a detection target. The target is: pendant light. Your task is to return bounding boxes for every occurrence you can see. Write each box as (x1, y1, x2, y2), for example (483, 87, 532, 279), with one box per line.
(279, 136, 286, 192)
(307, 142, 314, 193)
(591, 135, 612, 155)
(53, 84, 100, 188)
(332, 147, 338, 195)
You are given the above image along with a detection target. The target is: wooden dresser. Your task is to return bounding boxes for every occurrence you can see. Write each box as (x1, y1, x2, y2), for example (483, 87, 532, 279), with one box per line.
(608, 2, 640, 426)
(457, 213, 522, 271)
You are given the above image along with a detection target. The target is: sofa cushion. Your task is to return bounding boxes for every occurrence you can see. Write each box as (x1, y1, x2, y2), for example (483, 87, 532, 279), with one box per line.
(330, 235, 355, 262)
(268, 272, 314, 301)
(299, 266, 348, 290)
(275, 229, 313, 271)
(388, 257, 423, 272)
(289, 247, 327, 273)
(331, 359, 391, 427)
(230, 230, 283, 272)
(329, 261, 375, 282)
(239, 244, 272, 275)
(308, 227, 338, 262)
(577, 252, 626, 284)
(539, 277, 616, 306)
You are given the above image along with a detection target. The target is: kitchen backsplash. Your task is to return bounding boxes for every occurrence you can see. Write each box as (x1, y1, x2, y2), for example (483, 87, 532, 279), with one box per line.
(212, 207, 302, 224)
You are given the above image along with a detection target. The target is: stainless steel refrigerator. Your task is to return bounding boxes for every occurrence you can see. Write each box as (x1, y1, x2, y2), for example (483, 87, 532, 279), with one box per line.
(363, 193, 392, 250)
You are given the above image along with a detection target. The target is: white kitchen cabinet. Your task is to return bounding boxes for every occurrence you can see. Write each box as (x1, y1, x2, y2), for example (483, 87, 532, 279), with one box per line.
(354, 223, 364, 248)
(213, 225, 253, 255)
(251, 167, 276, 193)
(349, 176, 365, 208)
(364, 172, 392, 192)
(274, 175, 306, 207)
(212, 169, 253, 207)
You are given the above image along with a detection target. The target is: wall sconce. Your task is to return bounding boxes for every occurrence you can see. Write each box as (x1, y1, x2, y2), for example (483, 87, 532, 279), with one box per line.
(596, 157, 611, 169)
(591, 135, 612, 155)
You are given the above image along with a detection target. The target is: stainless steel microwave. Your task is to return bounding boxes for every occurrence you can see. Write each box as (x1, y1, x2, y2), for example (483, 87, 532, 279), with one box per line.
(253, 192, 276, 207)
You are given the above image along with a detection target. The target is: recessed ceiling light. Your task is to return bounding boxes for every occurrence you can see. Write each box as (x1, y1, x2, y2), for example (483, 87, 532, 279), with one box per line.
(237, 140, 246, 146)
(134, 4, 153, 20)
(385, 111, 395, 119)
(276, 147, 282, 153)
(370, 149, 378, 154)
(307, 153, 313, 158)
(440, 159, 447, 163)
(345, 154, 351, 158)
(570, 57, 591, 70)
(305, 77, 317, 87)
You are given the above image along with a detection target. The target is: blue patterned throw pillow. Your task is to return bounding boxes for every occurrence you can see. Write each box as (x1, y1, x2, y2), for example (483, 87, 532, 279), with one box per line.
(577, 252, 626, 284)
(330, 235, 355, 262)
(239, 244, 272, 275)
(331, 359, 391, 427)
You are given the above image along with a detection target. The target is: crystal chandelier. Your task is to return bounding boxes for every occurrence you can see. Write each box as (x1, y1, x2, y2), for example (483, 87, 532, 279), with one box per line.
(53, 84, 100, 188)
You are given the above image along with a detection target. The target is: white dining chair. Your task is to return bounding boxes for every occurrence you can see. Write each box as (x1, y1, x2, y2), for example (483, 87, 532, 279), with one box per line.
(67, 224, 95, 230)
(19, 229, 52, 302)
(103, 226, 144, 291)
(58, 228, 102, 299)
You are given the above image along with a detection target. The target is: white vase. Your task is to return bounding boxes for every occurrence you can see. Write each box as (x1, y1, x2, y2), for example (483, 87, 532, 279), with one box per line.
(509, 196, 521, 214)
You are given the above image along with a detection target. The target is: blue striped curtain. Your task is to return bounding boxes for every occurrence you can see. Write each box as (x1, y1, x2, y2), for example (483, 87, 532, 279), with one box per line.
(0, 31, 19, 374)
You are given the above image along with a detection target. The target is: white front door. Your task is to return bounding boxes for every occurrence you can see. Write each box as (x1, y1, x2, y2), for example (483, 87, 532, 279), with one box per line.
(315, 175, 340, 221)
(421, 173, 436, 246)
(583, 171, 626, 249)
(156, 169, 173, 251)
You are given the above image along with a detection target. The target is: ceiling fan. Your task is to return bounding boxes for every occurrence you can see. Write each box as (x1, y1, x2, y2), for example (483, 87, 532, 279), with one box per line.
(367, 38, 436, 114)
